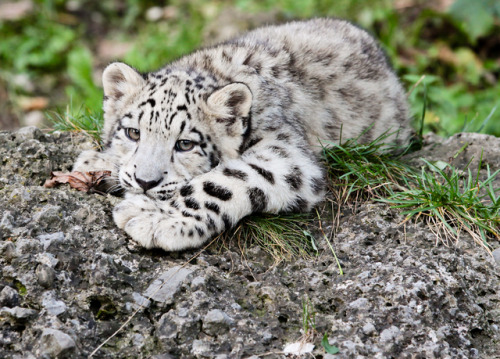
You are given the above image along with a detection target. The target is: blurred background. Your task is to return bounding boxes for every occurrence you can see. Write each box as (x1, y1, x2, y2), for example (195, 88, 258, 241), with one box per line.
(0, 0, 499, 137)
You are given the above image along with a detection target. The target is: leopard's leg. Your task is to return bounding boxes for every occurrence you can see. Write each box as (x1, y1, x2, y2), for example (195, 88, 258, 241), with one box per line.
(113, 137, 326, 251)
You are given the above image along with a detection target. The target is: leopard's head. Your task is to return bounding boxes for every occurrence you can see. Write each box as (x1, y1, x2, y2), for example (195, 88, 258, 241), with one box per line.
(100, 62, 253, 199)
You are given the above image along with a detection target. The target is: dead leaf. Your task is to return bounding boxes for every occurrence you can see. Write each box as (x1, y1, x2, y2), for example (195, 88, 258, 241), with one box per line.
(17, 96, 49, 111)
(44, 171, 111, 194)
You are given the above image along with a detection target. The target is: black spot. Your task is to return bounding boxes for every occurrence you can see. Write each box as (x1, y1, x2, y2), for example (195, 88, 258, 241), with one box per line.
(277, 133, 290, 142)
(246, 137, 262, 149)
(243, 53, 253, 66)
(248, 187, 267, 213)
(209, 152, 219, 169)
(285, 168, 303, 190)
(203, 181, 232, 201)
(221, 214, 233, 230)
(170, 200, 179, 209)
(225, 90, 246, 110)
(311, 177, 325, 195)
(180, 184, 194, 197)
(185, 197, 200, 210)
(286, 196, 309, 212)
(205, 202, 220, 214)
(147, 99, 156, 107)
(223, 168, 248, 181)
(188, 230, 194, 237)
(177, 104, 188, 112)
(169, 112, 179, 126)
(191, 127, 204, 141)
(195, 226, 205, 237)
(207, 216, 217, 230)
(269, 145, 289, 158)
(249, 164, 275, 184)
(182, 211, 193, 218)
(180, 120, 186, 133)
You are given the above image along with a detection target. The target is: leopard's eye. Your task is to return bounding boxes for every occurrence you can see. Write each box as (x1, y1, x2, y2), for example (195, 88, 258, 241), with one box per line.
(175, 140, 195, 152)
(124, 128, 140, 142)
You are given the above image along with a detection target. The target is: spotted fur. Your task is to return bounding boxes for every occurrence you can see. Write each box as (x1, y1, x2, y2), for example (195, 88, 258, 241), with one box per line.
(73, 18, 413, 251)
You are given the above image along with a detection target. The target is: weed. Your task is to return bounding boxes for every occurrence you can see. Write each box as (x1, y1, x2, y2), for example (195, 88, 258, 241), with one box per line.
(301, 297, 317, 339)
(382, 156, 500, 253)
(322, 132, 415, 203)
(46, 103, 103, 144)
(219, 213, 318, 264)
(300, 297, 340, 354)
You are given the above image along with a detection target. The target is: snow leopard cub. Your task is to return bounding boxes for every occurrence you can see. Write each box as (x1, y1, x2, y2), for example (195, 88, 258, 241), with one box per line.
(73, 18, 413, 251)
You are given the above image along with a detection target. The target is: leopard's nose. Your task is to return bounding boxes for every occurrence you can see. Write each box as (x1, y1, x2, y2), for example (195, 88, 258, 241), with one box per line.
(134, 175, 162, 192)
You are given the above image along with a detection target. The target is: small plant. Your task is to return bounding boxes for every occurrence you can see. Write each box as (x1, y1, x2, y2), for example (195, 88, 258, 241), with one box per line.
(301, 297, 340, 354)
(46, 104, 103, 144)
(302, 297, 317, 338)
(382, 156, 500, 253)
(219, 213, 318, 264)
(322, 132, 415, 204)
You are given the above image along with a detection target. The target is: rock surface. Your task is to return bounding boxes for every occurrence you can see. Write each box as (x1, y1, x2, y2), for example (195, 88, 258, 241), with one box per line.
(0, 128, 499, 358)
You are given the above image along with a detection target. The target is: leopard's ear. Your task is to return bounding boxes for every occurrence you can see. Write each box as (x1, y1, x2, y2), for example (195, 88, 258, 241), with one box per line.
(206, 83, 252, 119)
(102, 62, 145, 102)
(204, 83, 253, 158)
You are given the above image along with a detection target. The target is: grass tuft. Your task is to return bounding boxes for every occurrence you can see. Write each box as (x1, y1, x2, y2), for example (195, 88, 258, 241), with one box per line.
(46, 104, 103, 145)
(381, 156, 500, 253)
(322, 132, 415, 203)
(219, 213, 318, 264)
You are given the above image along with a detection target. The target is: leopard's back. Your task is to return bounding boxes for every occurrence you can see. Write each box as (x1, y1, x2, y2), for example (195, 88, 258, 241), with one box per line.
(175, 18, 412, 150)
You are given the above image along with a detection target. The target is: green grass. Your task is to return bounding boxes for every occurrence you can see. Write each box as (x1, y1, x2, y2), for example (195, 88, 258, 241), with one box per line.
(382, 157, 500, 253)
(218, 213, 318, 264)
(324, 134, 499, 253)
(46, 103, 103, 144)
(322, 131, 417, 203)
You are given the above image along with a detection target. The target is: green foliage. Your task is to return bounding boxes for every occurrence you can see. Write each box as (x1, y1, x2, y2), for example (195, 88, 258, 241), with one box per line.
(66, 46, 103, 112)
(321, 333, 340, 354)
(302, 297, 316, 334)
(449, 0, 500, 42)
(405, 74, 500, 137)
(0, 19, 75, 73)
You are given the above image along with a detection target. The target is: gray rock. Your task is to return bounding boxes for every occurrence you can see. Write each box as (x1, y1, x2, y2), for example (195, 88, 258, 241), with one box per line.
(493, 247, 500, 265)
(41, 291, 67, 316)
(15, 126, 43, 141)
(144, 265, 196, 304)
(37, 232, 65, 251)
(191, 339, 214, 357)
(0, 129, 499, 358)
(1, 306, 38, 322)
(36, 264, 56, 288)
(0, 286, 20, 307)
(40, 328, 76, 358)
(202, 309, 234, 336)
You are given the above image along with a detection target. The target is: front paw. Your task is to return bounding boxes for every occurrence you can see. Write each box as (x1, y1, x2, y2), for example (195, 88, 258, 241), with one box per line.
(113, 195, 199, 251)
(113, 195, 161, 249)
